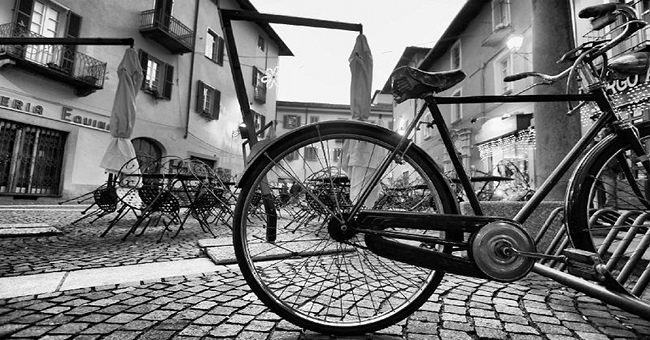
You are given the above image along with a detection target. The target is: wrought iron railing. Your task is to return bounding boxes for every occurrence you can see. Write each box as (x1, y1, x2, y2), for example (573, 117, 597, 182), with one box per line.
(0, 23, 106, 88)
(139, 9, 193, 49)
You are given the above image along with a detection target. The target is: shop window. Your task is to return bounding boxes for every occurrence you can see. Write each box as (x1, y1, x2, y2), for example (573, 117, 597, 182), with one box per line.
(450, 40, 461, 70)
(196, 80, 221, 120)
(283, 114, 301, 129)
(205, 28, 224, 65)
(252, 66, 267, 103)
(492, 0, 511, 30)
(0, 119, 66, 196)
(189, 155, 216, 170)
(138, 49, 174, 99)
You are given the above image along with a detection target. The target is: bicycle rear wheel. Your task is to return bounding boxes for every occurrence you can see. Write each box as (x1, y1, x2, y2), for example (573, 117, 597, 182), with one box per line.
(233, 121, 458, 334)
(567, 122, 650, 302)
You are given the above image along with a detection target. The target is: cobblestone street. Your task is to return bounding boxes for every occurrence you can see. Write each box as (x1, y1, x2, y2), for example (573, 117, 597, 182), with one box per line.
(1, 204, 650, 339)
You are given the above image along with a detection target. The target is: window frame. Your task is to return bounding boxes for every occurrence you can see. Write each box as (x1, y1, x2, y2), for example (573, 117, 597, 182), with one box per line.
(196, 80, 221, 120)
(252, 66, 267, 103)
(494, 52, 514, 95)
(450, 40, 461, 70)
(451, 89, 462, 123)
(492, 0, 511, 30)
(205, 28, 224, 65)
(283, 114, 301, 129)
(304, 146, 318, 162)
(139, 49, 174, 99)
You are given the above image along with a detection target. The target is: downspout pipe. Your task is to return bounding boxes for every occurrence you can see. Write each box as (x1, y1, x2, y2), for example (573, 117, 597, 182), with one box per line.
(184, 0, 200, 139)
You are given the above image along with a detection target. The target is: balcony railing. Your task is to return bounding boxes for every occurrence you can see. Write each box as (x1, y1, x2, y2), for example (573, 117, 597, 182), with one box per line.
(0, 23, 106, 96)
(139, 9, 193, 54)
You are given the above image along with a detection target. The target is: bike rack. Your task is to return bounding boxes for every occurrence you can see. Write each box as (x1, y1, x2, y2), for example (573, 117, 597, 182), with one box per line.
(535, 206, 650, 318)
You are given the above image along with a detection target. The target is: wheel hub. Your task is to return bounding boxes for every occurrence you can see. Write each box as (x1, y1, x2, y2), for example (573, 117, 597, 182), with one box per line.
(470, 221, 535, 282)
(327, 215, 357, 242)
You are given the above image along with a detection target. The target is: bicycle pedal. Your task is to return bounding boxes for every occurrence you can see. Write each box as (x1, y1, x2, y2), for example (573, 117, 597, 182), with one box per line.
(563, 248, 607, 282)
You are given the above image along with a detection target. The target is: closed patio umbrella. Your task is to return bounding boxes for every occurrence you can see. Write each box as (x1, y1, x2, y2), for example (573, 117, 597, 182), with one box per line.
(341, 34, 382, 207)
(100, 48, 143, 179)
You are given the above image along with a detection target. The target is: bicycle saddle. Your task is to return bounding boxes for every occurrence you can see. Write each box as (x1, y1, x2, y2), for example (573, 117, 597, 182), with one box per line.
(391, 66, 466, 103)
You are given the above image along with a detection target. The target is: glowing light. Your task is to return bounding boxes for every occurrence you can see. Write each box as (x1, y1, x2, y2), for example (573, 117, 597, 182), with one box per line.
(261, 66, 279, 88)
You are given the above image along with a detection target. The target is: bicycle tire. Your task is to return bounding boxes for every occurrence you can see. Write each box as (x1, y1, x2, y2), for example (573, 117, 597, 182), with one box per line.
(566, 121, 650, 301)
(233, 120, 459, 335)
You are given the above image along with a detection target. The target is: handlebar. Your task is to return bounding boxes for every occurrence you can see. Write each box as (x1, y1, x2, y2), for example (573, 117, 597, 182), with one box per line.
(505, 3, 646, 85)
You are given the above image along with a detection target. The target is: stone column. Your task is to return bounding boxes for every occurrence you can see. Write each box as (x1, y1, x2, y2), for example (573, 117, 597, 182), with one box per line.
(532, 0, 581, 199)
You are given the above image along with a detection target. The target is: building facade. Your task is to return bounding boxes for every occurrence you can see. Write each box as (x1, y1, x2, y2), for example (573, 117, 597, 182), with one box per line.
(385, 0, 650, 200)
(273, 99, 393, 183)
(0, 0, 290, 199)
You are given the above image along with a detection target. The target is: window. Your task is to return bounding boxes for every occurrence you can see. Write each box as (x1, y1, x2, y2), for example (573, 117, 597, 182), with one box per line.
(196, 81, 220, 119)
(139, 50, 174, 99)
(132, 137, 162, 169)
(495, 53, 513, 94)
(14, 0, 82, 72)
(451, 89, 462, 122)
(286, 150, 299, 162)
(205, 29, 224, 65)
(252, 111, 266, 138)
(252, 67, 267, 103)
(189, 156, 216, 170)
(310, 116, 320, 124)
(258, 36, 265, 51)
(283, 115, 301, 129)
(492, 0, 511, 30)
(423, 112, 433, 140)
(304, 147, 318, 161)
(450, 40, 461, 70)
(333, 148, 342, 162)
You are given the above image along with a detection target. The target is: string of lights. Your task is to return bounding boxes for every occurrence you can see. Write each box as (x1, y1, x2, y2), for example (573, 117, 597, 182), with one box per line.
(477, 127, 536, 160)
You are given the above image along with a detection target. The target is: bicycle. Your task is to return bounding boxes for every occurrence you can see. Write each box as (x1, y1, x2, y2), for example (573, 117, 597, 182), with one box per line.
(230, 3, 650, 335)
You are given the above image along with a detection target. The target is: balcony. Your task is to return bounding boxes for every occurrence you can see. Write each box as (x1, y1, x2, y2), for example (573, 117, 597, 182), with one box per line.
(139, 9, 193, 54)
(0, 23, 106, 97)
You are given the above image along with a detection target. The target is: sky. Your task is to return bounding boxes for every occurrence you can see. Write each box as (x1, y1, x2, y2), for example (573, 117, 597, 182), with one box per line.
(248, 0, 466, 104)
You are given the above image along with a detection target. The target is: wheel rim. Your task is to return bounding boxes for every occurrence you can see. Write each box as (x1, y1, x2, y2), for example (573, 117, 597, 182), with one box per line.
(234, 129, 453, 332)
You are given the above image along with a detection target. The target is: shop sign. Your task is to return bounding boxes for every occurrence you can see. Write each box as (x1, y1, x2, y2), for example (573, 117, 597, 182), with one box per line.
(0, 94, 110, 132)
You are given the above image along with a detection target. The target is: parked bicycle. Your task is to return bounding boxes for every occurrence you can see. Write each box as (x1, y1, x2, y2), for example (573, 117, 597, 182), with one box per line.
(231, 3, 650, 335)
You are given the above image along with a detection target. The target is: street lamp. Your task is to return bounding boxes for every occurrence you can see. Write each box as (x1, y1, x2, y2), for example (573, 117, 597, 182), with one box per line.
(506, 35, 524, 52)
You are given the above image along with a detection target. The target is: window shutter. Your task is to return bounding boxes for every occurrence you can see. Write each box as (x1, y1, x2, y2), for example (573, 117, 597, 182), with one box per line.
(66, 12, 82, 38)
(14, 0, 34, 29)
(196, 80, 205, 113)
(61, 12, 82, 73)
(163, 64, 174, 99)
(212, 89, 221, 120)
(138, 50, 149, 90)
(217, 36, 225, 65)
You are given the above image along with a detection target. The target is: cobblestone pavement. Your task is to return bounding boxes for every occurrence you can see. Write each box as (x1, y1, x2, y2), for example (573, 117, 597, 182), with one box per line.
(0, 206, 227, 277)
(2, 268, 650, 339)
(1, 205, 650, 339)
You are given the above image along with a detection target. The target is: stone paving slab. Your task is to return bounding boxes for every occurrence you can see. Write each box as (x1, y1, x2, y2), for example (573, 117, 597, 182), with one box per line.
(0, 223, 62, 237)
(0, 272, 66, 299)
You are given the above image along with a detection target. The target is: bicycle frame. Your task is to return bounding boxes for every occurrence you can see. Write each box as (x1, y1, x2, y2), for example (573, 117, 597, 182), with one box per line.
(221, 5, 650, 321)
(369, 87, 650, 318)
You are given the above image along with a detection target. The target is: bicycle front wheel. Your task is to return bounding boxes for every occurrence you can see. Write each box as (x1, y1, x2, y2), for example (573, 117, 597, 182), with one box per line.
(567, 122, 650, 302)
(233, 121, 458, 335)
